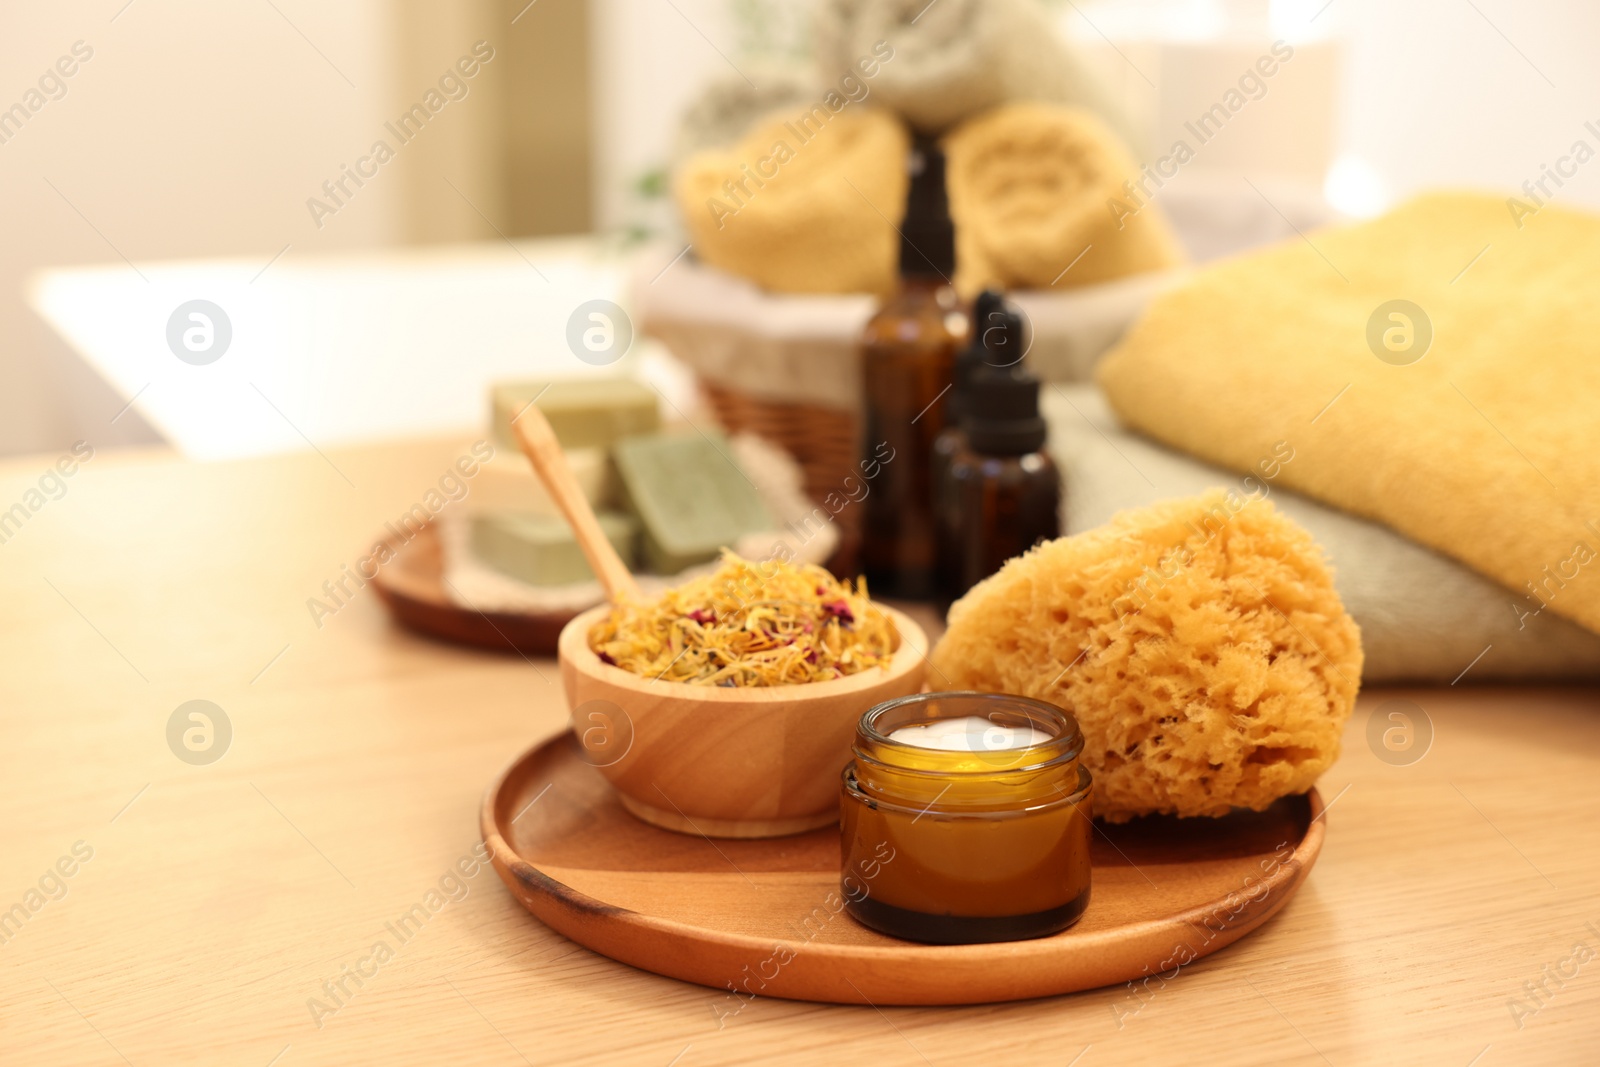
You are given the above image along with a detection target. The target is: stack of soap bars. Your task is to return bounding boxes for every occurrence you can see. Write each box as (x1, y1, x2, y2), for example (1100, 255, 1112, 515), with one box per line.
(469, 378, 773, 587)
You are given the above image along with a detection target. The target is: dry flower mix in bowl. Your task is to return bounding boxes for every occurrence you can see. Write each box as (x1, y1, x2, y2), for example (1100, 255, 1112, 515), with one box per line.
(587, 552, 897, 687)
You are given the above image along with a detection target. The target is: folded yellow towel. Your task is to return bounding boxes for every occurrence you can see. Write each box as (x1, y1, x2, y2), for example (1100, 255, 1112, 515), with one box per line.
(943, 103, 1184, 296)
(1099, 192, 1600, 637)
(675, 108, 908, 296)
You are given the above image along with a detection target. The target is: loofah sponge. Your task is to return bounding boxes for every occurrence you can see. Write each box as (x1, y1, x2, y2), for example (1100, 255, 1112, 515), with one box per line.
(930, 491, 1363, 822)
(675, 107, 909, 296)
(943, 102, 1184, 296)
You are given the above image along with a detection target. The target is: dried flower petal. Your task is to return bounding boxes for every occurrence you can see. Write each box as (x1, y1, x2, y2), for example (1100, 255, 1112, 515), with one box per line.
(587, 551, 895, 686)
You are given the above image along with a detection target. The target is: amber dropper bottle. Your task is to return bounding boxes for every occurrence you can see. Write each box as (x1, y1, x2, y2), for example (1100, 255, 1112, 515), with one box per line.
(934, 288, 1007, 591)
(946, 323, 1061, 596)
(860, 137, 966, 599)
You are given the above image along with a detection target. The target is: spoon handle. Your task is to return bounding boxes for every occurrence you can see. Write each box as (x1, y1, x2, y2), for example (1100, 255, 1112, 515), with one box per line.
(510, 403, 642, 604)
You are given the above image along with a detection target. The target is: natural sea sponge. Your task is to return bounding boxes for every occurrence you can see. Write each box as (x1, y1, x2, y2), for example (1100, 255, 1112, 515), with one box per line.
(675, 107, 909, 296)
(930, 491, 1363, 821)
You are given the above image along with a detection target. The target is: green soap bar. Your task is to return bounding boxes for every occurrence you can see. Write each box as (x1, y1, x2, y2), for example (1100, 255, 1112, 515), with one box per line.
(471, 511, 637, 587)
(612, 432, 772, 573)
(491, 378, 660, 452)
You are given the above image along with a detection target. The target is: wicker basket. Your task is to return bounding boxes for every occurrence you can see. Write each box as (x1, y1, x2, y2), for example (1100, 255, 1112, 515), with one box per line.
(635, 179, 1338, 577)
(697, 378, 864, 572)
(699, 380, 858, 499)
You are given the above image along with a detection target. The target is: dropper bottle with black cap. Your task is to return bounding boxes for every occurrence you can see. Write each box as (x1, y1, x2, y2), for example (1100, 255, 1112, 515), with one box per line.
(859, 136, 967, 599)
(933, 288, 1005, 587)
(946, 340, 1061, 597)
(933, 288, 1006, 494)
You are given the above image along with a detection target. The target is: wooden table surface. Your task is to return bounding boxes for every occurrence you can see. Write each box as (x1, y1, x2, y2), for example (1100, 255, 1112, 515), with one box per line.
(2, 439, 1597, 1067)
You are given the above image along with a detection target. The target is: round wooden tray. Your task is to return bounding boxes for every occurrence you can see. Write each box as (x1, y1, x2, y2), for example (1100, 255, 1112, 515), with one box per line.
(370, 524, 586, 656)
(481, 731, 1325, 1005)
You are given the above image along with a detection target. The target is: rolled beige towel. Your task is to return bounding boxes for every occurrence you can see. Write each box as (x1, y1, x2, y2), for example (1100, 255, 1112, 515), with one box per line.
(675, 107, 909, 296)
(812, 0, 1134, 140)
(944, 102, 1185, 295)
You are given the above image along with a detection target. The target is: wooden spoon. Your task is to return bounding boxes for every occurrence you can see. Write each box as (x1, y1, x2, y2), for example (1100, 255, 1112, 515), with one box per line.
(510, 404, 642, 603)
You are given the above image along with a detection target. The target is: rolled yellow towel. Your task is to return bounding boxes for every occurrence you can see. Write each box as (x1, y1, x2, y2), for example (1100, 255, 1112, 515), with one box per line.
(1098, 192, 1600, 637)
(675, 107, 909, 296)
(943, 102, 1185, 296)
(931, 491, 1362, 822)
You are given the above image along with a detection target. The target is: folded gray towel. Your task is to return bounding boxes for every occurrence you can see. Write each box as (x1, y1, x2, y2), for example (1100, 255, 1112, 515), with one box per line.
(1045, 385, 1600, 683)
(672, 68, 819, 164)
(811, 0, 1135, 141)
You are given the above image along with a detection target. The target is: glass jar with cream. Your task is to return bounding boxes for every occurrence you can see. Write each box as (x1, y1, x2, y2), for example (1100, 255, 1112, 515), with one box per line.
(840, 692, 1092, 944)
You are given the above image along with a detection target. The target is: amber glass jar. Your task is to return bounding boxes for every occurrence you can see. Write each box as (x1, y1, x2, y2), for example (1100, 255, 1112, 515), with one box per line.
(840, 692, 1092, 944)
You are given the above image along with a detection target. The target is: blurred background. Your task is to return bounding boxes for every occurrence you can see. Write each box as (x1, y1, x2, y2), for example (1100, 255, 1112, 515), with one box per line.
(5, 0, 1599, 457)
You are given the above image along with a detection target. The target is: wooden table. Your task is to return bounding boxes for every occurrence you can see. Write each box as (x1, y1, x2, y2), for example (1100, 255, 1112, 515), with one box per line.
(3, 440, 1597, 1066)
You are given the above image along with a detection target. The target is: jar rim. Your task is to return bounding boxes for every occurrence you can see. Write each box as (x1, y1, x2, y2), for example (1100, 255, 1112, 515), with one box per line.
(856, 690, 1084, 774)
(842, 760, 1092, 817)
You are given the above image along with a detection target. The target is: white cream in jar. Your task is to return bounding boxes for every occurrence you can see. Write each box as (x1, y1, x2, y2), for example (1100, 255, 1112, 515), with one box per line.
(888, 715, 1052, 753)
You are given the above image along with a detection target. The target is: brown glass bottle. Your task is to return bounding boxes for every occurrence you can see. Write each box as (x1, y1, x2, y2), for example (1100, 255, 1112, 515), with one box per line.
(860, 138, 965, 599)
(934, 289, 1010, 596)
(946, 363, 1061, 597)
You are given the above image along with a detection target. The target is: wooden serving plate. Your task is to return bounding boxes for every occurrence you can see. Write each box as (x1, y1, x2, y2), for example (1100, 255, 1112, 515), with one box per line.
(370, 524, 585, 656)
(482, 732, 1325, 1005)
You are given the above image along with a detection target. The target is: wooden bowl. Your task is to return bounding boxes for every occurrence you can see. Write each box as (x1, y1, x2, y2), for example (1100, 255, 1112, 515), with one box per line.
(556, 603, 927, 839)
